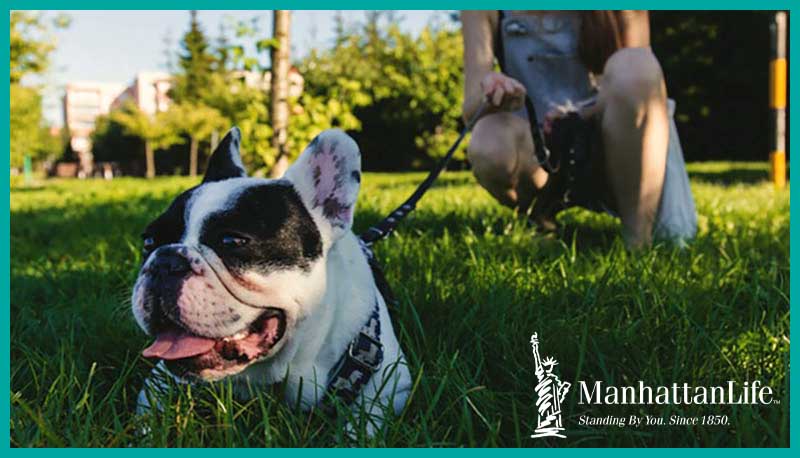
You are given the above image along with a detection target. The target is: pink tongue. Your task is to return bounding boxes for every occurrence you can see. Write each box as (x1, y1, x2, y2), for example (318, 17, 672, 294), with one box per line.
(142, 330, 217, 360)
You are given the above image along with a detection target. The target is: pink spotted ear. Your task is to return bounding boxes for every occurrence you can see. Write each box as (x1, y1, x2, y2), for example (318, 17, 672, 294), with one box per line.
(283, 129, 361, 239)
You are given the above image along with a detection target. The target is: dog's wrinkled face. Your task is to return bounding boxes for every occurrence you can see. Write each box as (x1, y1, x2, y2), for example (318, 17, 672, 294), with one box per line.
(132, 128, 361, 381)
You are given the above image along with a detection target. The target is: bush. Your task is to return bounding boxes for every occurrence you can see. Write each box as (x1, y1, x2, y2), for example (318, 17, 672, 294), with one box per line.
(299, 15, 465, 171)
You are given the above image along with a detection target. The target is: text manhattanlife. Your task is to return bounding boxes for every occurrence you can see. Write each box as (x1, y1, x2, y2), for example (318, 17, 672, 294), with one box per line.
(578, 380, 775, 405)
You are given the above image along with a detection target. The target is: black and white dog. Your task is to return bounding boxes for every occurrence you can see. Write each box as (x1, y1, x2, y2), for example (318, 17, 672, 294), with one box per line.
(132, 128, 411, 428)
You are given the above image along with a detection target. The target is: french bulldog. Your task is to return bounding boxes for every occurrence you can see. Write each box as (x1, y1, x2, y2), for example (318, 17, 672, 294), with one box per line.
(132, 127, 412, 430)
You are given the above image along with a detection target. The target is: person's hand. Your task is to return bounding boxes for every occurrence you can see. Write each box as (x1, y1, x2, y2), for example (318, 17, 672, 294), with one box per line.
(480, 72, 526, 112)
(542, 98, 603, 135)
(543, 107, 570, 136)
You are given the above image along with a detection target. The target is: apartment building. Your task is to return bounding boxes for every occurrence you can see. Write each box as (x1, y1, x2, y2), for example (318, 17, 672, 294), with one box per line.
(62, 81, 126, 169)
(109, 71, 172, 115)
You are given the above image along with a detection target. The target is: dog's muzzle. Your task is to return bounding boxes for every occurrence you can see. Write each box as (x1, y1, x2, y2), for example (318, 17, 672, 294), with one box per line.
(134, 244, 288, 380)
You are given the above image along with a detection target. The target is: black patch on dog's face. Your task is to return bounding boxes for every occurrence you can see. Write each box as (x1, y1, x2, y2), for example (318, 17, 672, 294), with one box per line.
(139, 189, 199, 332)
(141, 186, 198, 260)
(199, 181, 323, 274)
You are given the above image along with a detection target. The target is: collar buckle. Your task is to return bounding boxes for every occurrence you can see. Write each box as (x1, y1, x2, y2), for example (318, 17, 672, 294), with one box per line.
(347, 331, 383, 372)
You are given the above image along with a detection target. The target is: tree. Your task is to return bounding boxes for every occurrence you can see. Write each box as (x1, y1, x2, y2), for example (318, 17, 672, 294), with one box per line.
(170, 10, 216, 103)
(650, 11, 776, 160)
(90, 113, 142, 173)
(298, 15, 465, 170)
(199, 72, 271, 170)
(10, 12, 68, 168)
(10, 85, 44, 168)
(10, 11, 70, 87)
(111, 103, 181, 178)
(269, 10, 292, 178)
(10, 12, 58, 84)
(167, 102, 228, 176)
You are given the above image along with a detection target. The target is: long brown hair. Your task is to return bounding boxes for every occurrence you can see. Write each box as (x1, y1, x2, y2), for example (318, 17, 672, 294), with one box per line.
(578, 11, 627, 74)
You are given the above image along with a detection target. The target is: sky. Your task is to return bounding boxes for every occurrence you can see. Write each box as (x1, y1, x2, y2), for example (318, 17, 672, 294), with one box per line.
(35, 10, 448, 126)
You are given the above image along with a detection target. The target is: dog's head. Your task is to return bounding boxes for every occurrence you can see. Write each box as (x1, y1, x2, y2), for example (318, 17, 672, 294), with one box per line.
(131, 127, 361, 381)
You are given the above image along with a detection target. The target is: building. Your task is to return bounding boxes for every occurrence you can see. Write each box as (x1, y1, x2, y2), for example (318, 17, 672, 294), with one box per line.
(109, 71, 172, 115)
(62, 81, 126, 174)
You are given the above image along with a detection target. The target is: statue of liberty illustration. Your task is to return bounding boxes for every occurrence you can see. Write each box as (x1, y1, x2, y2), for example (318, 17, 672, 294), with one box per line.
(530, 333, 571, 439)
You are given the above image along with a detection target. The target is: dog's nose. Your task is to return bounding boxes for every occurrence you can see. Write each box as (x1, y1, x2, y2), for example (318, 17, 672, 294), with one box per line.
(150, 249, 192, 276)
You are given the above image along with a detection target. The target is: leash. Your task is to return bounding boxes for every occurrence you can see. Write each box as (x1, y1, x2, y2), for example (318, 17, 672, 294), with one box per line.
(358, 94, 562, 246)
(328, 103, 491, 413)
(329, 97, 560, 413)
(359, 100, 490, 246)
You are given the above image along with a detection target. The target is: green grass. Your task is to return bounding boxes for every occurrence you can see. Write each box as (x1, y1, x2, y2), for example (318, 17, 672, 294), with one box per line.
(10, 162, 789, 447)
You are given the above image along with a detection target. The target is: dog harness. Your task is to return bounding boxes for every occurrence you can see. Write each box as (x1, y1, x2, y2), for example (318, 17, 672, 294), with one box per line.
(323, 297, 383, 414)
(321, 240, 395, 414)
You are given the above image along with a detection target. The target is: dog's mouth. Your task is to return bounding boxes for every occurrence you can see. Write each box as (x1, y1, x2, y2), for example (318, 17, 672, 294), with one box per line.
(141, 309, 287, 380)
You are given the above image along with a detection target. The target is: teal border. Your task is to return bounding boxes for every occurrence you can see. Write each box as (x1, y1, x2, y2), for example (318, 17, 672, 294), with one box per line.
(2, 1, 799, 10)
(2, 1, 795, 452)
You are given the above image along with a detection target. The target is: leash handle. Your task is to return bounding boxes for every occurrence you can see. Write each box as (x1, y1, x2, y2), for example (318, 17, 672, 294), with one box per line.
(360, 101, 488, 245)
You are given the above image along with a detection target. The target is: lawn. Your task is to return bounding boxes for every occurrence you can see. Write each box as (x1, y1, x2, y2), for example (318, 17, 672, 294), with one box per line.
(10, 162, 789, 447)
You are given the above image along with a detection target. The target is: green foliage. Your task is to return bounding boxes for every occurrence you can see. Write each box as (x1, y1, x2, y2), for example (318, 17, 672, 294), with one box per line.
(9, 11, 68, 168)
(166, 102, 227, 142)
(10, 85, 44, 168)
(111, 103, 181, 151)
(165, 102, 228, 176)
(87, 13, 464, 174)
(201, 73, 272, 170)
(109, 102, 183, 177)
(170, 11, 218, 104)
(278, 93, 362, 170)
(9, 84, 64, 168)
(9, 163, 789, 446)
(10, 12, 55, 84)
(299, 15, 465, 170)
(90, 114, 142, 165)
(194, 16, 361, 173)
(165, 14, 273, 171)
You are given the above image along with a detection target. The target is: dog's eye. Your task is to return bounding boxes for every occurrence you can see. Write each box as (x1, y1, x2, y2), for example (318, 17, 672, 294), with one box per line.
(142, 236, 156, 251)
(221, 234, 249, 248)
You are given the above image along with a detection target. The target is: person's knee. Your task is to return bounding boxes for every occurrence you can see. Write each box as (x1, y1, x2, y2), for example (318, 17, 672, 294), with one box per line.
(603, 48, 666, 109)
(467, 115, 520, 186)
(468, 140, 514, 184)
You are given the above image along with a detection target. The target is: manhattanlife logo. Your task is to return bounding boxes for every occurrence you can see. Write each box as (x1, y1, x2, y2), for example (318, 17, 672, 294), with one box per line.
(529, 332, 779, 440)
(529, 333, 571, 439)
(578, 380, 777, 406)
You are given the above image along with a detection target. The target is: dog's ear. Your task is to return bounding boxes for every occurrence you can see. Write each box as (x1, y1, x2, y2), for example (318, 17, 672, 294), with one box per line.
(283, 129, 361, 241)
(203, 127, 247, 183)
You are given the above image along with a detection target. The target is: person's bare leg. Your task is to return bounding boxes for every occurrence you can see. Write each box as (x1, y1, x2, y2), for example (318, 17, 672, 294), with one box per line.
(599, 48, 670, 247)
(467, 112, 548, 214)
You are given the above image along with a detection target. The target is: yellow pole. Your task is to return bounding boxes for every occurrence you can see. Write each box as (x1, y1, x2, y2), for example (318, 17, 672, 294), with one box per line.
(770, 11, 787, 188)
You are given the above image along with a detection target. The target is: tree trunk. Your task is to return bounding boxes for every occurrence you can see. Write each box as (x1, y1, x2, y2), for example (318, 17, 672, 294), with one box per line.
(269, 10, 291, 178)
(145, 141, 155, 179)
(189, 137, 199, 177)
